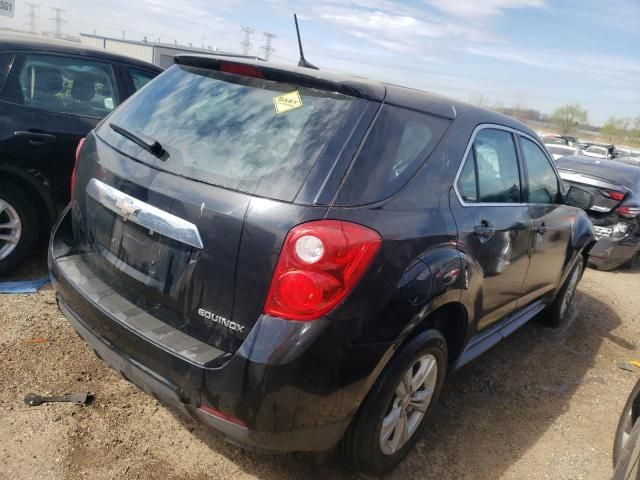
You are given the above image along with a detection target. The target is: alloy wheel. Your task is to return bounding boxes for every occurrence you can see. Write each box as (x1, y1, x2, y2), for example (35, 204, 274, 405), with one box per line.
(0, 198, 22, 261)
(380, 354, 438, 455)
(619, 407, 635, 452)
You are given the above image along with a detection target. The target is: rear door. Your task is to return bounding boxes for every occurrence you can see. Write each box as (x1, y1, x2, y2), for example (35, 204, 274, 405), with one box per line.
(0, 52, 120, 206)
(518, 134, 573, 303)
(451, 126, 533, 331)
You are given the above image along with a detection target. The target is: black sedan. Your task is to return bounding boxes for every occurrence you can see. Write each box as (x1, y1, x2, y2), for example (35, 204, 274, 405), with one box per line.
(0, 35, 162, 274)
(557, 155, 640, 270)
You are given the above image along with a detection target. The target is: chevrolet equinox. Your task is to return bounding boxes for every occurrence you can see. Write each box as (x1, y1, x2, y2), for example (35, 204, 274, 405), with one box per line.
(49, 55, 596, 474)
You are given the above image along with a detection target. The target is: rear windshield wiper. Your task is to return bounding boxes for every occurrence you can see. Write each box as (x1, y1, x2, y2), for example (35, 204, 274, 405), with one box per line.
(109, 123, 166, 159)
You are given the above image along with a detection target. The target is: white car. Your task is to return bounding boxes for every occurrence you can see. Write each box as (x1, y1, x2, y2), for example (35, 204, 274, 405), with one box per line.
(545, 143, 579, 160)
(583, 145, 616, 159)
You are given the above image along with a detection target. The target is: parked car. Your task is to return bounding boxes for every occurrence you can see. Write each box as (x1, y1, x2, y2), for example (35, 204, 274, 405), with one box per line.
(544, 143, 579, 160)
(583, 143, 618, 160)
(542, 134, 578, 147)
(542, 134, 570, 146)
(612, 379, 640, 480)
(0, 34, 162, 274)
(556, 155, 640, 269)
(49, 55, 596, 475)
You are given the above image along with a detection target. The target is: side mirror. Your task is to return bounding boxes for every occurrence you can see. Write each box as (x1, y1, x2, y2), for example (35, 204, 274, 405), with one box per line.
(565, 186, 594, 210)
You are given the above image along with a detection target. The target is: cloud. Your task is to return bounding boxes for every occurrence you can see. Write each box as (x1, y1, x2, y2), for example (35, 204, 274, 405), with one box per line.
(460, 44, 640, 105)
(310, 4, 495, 53)
(463, 44, 640, 79)
(425, 0, 545, 18)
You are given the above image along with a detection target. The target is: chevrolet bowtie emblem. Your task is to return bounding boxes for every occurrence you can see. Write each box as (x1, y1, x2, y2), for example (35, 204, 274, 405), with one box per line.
(115, 197, 139, 218)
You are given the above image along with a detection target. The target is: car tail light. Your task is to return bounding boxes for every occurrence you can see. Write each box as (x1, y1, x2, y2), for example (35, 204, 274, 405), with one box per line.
(617, 205, 640, 218)
(263, 220, 382, 321)
(219, 62, 263, 78)
(602, 190, 626, 201)
(70, 137, 86, 199)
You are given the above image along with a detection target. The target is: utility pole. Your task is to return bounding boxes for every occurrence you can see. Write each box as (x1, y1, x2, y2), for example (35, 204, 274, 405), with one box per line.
(261, 32, 276, 60)
(49, 7, 66, 39)
(240, 26, 254, 56)
(24, 2, 40, 35)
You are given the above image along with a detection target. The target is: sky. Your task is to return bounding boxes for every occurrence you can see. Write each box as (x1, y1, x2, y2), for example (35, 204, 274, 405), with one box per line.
(1, 0, 639, 125)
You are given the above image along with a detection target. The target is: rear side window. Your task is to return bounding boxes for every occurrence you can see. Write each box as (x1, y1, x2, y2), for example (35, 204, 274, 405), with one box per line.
(335, 105, 450, 206)
(102, 65, 358, 202)
(4, 54, 118, 117)
(520, 137, 561, 204)
(129, 68, 157, 91)
(456, 128, 522, 204)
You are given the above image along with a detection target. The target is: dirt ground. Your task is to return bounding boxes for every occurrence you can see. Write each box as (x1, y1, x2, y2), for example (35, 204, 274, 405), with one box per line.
(1, 251, 639, 480)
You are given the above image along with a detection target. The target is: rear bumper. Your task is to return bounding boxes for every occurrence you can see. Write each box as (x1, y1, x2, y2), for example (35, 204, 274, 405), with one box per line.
(57, 296, 347, 451)
(48, 207, 366, 452)
(588, 236, 639, 270)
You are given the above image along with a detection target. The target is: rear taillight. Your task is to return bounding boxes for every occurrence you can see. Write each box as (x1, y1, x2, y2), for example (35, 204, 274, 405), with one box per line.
(602, 190, 627, 201)
(263, 220, 382, 321)
(70, 137, 86, 199)
(617, 205, 640, 218)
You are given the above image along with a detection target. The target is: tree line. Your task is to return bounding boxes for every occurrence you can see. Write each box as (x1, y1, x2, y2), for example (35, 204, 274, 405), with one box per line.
(600, 116, 640, 146)
(471, 95, 640, 146)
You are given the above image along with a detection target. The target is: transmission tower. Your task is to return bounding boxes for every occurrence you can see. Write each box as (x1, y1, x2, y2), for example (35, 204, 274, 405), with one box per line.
(49, 7, 67, 39)
(261, 32, 276, 60)
(240, 26, 254, 56)
(24, 2, 40, 34)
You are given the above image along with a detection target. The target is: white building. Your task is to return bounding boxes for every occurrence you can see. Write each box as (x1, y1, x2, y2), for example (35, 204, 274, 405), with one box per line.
(80, 34, 262, 68)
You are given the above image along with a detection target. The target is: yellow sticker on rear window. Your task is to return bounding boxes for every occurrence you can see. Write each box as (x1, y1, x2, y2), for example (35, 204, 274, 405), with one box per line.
(273, 90, 303, 114)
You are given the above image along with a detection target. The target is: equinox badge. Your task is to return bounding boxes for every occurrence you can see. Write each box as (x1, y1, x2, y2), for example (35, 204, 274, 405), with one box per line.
(197, 308, 245, 333)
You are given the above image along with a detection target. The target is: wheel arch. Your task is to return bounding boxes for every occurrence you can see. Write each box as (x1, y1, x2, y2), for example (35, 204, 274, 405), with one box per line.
(0, 164, 57, 235)
(398, 301, 468, 366)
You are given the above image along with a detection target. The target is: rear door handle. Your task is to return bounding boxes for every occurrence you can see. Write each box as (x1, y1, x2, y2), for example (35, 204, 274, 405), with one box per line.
(473, 222, 495, 239)
(537, 224, 549, 235)
(13, 131, 57, 145)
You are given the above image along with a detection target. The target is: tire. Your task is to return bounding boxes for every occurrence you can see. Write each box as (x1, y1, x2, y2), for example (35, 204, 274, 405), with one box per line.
(538, 259, 584, 328)
(623, 250, 639, 270)
(613, 379, 640, 467)
(340, 330, 447, 475)
(0, 182, 39, 276)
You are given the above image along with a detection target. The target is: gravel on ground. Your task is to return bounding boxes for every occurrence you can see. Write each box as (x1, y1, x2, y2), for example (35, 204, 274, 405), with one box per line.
(1, 253, 638, 480)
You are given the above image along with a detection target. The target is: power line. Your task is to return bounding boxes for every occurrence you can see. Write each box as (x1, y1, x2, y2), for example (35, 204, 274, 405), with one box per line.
(261, 32, 276, 61)
(49, 7, 66, 39)
(23, 2, 40, 35)
(240, 26, 254, 56)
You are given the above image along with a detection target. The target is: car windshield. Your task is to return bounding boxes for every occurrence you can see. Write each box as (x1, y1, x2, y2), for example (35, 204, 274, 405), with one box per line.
(101, 64, 360, 202)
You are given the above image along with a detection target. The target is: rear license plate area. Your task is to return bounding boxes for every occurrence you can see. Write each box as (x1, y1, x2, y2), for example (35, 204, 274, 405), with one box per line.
(88, 203, 192, 289)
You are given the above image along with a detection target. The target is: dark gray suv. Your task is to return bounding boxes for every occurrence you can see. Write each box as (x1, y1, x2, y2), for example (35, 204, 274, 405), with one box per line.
(50, 55, 595, 474)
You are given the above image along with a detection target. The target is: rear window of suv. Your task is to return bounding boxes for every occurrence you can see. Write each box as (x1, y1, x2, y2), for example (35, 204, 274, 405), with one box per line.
(101, 64, 359, 202)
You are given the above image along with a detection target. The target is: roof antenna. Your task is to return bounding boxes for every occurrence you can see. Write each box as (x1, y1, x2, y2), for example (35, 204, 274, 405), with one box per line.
(294, 13, 318, 70)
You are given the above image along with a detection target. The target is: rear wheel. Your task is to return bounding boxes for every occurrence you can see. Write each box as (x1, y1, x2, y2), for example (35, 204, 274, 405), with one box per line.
(0, 182, 39, 276)
(340, 330, 447, 475)
(623, 250, 639, 270)
(539, 259, 583, 328)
